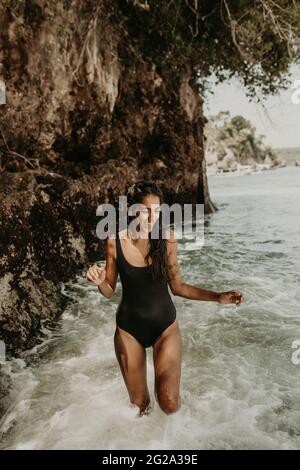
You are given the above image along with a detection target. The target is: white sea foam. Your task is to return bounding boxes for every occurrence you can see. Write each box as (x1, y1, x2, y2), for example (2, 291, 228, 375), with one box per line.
(1, 167, 300, 449)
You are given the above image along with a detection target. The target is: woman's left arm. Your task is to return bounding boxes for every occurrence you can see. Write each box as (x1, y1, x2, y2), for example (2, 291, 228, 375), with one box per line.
(166, 230, 244, 306)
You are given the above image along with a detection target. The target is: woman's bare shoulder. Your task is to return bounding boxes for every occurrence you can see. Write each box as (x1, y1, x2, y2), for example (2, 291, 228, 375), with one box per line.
(107, 228, 126, 241)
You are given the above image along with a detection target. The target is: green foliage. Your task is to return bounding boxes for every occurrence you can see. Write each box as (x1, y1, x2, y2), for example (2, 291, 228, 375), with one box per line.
(113, 0, 300, 97)
(205, 111, 279, 164)
(2, 0, 300, 98)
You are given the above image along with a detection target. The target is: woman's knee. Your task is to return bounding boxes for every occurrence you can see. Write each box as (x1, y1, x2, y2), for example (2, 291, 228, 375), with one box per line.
(156, 392, 181, 415)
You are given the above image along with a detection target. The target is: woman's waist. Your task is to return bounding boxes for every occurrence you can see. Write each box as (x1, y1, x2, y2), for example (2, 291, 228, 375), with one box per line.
(117, 293, 176, 315)
(120, 287, 173, 303)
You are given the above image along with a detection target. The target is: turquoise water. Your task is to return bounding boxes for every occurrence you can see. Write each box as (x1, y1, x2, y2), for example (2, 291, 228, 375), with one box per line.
(0, 166, 299, 449)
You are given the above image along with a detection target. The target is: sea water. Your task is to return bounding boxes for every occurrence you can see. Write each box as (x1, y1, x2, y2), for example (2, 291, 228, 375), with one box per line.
(0, 166, 299, 450)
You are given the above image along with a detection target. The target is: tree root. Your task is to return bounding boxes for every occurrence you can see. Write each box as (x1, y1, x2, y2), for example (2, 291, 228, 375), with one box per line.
(0, 123, 40, 172)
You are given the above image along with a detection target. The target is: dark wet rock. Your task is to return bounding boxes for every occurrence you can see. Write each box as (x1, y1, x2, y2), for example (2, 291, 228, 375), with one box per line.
(0, 0, 216, 357)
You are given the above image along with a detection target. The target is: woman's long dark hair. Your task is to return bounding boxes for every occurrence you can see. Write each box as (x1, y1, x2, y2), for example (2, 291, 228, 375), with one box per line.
(124, 180, 170, 282)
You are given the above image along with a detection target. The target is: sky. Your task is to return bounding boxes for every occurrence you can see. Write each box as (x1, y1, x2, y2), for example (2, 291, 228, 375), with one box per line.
(203, 64, 300, 149)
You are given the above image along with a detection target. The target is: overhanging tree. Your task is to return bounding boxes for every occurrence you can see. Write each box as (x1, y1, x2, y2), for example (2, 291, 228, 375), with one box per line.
(116, 0, 300, 97)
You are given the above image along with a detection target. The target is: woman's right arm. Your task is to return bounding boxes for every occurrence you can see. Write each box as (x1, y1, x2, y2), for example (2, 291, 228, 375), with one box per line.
(86, 236, 118, 299)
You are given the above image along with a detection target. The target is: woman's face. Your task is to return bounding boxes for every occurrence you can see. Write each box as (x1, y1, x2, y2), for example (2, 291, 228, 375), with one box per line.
(129, 194, 161, 237)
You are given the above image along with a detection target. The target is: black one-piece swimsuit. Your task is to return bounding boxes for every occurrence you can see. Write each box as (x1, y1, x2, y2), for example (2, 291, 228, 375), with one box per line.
(115, 232, 177, 348)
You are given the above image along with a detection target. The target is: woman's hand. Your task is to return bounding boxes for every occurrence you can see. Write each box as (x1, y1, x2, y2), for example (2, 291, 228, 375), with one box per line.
(218, 290, 244, 306)
(86, 264, 106, 286)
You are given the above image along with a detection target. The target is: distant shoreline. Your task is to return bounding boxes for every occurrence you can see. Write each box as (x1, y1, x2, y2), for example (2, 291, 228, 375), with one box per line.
(207, 147, 300, 176)
(207, 162, 288, 177)
(273, 147, 300, 166)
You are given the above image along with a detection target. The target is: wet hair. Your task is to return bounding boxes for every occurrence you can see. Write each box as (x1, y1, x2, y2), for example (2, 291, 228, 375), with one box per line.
(124, 180, 170, 282)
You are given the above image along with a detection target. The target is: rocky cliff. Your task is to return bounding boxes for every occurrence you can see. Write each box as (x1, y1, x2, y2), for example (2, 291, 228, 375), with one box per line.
(0, 0, 216, 358)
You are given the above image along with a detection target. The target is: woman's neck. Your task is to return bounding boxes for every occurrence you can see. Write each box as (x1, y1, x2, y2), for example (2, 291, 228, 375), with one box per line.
(127, 227, 149, 245)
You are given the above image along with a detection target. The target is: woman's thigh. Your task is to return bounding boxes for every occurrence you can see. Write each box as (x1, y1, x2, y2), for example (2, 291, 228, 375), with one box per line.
(152, 319, 183, 413)
(114, 326, 150, 407)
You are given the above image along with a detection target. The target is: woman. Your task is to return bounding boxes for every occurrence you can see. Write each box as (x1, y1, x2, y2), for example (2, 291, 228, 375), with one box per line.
(86, 181, 244, 417)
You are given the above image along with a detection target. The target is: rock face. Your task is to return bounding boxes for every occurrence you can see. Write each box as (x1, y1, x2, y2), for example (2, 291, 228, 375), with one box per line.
(0, 0, 216, 357)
